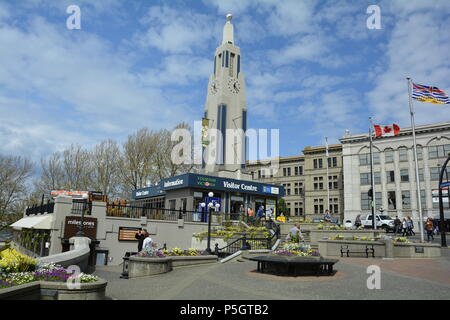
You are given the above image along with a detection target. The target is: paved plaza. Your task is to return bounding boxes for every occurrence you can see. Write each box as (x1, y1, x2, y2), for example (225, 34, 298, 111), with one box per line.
(94, 248, 450, 300)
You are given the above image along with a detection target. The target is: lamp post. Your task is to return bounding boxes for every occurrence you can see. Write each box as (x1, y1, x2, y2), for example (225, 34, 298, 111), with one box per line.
(76, 193, 89, 237)
(205, 191, 221, 254)
(438, 155, 450, 247)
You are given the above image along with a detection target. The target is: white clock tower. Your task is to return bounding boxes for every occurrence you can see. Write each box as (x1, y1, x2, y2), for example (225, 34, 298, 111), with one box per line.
(202, 14, 250, 179)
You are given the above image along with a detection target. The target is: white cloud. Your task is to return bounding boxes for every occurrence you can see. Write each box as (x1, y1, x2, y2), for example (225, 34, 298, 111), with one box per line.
(367, 8, 450, 126)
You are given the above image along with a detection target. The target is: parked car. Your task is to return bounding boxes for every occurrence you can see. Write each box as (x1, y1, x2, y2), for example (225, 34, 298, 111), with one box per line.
(361, 214, 395, 232)
(344, 220, 353, 228)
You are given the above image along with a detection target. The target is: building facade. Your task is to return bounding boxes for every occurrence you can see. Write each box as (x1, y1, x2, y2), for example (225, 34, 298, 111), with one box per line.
(340, 121, 450, 225)
(245, 144, 344, 221)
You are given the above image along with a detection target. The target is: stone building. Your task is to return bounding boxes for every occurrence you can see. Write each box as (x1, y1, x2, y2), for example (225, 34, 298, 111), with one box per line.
(245, 144, 344, 222)
(340, 121, 450, 225)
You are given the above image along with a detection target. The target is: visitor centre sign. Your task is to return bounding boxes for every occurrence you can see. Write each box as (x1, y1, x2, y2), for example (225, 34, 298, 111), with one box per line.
(132, 173, 284, 200)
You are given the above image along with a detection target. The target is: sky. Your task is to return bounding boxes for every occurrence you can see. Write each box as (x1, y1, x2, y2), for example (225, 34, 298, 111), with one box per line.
(0, 0, 449, 163)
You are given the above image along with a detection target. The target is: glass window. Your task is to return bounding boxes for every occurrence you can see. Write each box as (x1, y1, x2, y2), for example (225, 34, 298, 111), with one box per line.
(418, 168, 424, 182)
(420, 190, 426, 209)
(415, 146, 423, 161)
(429, 145, 450, 159)
(386, 171, 395, 183)
(388, 191, 396, 210)
(402, 191, 411, 209)
(385, 150, 394, 163)
(400, 169, 409, 182)
(399, 148, 408, 162)
(359, 154, 369, 165)
(373, 152, 380, 164)
(360, 173, 370, 185)
(430, 167, 440, 180)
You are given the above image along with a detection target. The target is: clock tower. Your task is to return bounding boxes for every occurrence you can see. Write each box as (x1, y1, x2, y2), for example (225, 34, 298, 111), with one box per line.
(203, 14, 249, 179)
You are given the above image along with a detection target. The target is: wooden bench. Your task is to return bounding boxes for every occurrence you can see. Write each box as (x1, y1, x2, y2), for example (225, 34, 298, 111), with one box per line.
(249, 256, 339, 276)
(340, 244, 375, 258)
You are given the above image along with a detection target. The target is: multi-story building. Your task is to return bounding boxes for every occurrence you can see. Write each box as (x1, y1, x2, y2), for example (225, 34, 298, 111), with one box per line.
(340, 121, 450, 226)
(245, 144, 344, 221)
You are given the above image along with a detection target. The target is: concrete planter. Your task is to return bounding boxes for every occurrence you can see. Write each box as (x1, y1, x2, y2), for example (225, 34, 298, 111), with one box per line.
(310, 230, 385, 247)
(0, 279, 107, 300)
(393, 243, 441, 258)
(318, 239, 386, 257)
(128, 256, 172, 278)
(170, 255, 218, 267)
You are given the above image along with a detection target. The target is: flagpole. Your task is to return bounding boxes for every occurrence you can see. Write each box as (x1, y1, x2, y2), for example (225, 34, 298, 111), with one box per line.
(407, 77, 425, 242)
(369, 117, 377, 230)
(325, 137, 330, 215)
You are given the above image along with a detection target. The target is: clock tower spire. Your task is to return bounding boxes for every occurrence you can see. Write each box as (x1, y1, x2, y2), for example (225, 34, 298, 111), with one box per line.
(203, 14, 248, 178)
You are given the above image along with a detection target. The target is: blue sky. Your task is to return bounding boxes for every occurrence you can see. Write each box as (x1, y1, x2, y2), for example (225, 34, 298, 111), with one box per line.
(0, 0, 449, 162)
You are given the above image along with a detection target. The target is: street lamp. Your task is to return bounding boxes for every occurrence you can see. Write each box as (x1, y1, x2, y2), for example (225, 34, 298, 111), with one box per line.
(205, 191, 221, 254)
(76, 193, 89, 237)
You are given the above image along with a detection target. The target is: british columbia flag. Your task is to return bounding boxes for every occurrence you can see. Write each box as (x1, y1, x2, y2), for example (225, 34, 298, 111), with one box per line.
(412, 83, 450, 105)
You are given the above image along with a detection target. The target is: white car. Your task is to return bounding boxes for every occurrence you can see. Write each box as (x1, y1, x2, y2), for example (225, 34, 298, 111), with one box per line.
(344, 220, 353, 228)
(361, 214, 395, 232)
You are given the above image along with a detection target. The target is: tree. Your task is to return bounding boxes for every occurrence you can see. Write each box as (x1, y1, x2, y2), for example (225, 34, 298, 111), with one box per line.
(61, 144, 92, 190)
(0, 155, 33, 230)
(277, 198, 289, 217)
(90, 139, 120, 198)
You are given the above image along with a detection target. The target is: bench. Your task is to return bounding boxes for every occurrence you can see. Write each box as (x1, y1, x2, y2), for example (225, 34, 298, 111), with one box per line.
(340, 244, 375, 258)
(248, 256, 339, 276)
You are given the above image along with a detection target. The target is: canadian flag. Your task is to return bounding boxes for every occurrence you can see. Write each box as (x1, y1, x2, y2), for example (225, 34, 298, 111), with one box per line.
(373, 124, 400, 137)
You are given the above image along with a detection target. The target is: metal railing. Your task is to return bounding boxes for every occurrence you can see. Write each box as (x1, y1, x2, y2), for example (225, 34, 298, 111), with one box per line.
(71, 199, 92, 215)
(25, 201, 55, 216)
(106, 204, 207, 223)
(214, 220, 280, 258)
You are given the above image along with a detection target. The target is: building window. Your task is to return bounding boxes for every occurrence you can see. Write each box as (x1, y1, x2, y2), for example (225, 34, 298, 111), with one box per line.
(287, 167, 291, 176)
(385, 150, 394, 163)
(359, 154, 369, 166)
(415, 146, 423, 161)
(418, 168, 424, 181)
(420, 190, 426, 209)
(295, 166, 303, 176)
(361, 192, 381, 210)
(327, 157, 338, 168)
(387, 171, 395, 183)
(388, 191, 396, 210)
(313, 177, 324, 190)
(314, 159, 323, 169)
(428, 144, 450, 159)
(328, 175, 339, 189)
(399, 148, 408, 162)
(373, 152, 380, 165)
(360, 173, 370, 185)
(430, 167, 440, 180)
(402, 191, 411, 209)
(400, 169, 409, 182)
(314, 199, 324, 214)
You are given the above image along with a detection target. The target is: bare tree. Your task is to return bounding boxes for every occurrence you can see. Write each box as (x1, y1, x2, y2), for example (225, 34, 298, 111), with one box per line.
(0, 155, 33, 229)
(90, 139, 120, 198)
(61, 144, 92, 190)
(34, 152, 64, 196)
(118, 128, 159, 194)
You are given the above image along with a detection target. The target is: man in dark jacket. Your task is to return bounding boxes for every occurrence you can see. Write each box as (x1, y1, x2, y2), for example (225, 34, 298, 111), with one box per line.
(394, 216, 402, 235)
(135, 228, 146, 252)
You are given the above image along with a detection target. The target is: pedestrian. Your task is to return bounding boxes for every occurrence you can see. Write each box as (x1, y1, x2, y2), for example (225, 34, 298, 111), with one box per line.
(135, 228, 146, 252)
(407, 216, 415, 236)
(425, 218, 434, 242)
(354, 214, 362, 229)
(394, 216, 402, 235)
(247, 207, 254, 223)
(323, 210, 332, 223)
(142, 232, 153, 251)
(402, 218, 408, 237)
(286, 223, 304, 242)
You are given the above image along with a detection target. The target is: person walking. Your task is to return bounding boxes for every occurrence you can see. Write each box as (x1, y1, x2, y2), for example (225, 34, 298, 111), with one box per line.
(402, 218, 408, 237)
(323, 210, 332, 223)
(425, 218, 434, 242)
(407, 216, 415, 236)
(394, 216, 402, 235)
(135, 228, 146, 252)
(354, 214, 362, 229)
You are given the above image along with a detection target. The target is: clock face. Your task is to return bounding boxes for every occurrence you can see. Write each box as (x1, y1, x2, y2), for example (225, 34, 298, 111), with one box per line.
(210, 80, 219, 94)
(227, 78, 240, 94)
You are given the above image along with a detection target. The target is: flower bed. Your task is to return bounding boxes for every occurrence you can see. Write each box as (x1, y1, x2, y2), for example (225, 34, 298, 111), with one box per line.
(272, 241, 321, 258)
(310, 229, 385, 246)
